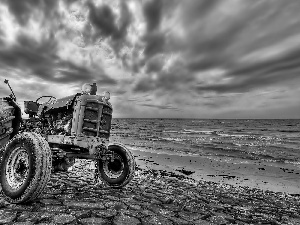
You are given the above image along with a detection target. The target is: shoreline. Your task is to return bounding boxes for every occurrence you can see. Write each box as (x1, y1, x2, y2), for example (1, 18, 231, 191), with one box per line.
(131, 148, 300, 195)
(109, 134, 300, 195)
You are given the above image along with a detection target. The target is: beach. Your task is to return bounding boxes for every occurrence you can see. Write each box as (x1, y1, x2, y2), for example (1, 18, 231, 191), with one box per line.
(132, 148, 300, 194)
(0, 120, 300, 225)
(1, 158, 300, 224)
(0, 118, 300, 224)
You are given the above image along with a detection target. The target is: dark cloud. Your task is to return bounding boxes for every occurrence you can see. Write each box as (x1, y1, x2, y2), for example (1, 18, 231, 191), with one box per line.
(85, 0, 132, 64)
(87, 2, 117, 37)
(0, 33, 57, 74)
(181, 0, 219, 20)
(133, 77, 156, 92)
(143, 0, 163, 32)
(139, 103, 179, 110)
(143, 32, 165, 58)
(0, 34, 4, 46)
(182, 3, 270, 73)
(87, 1, 131, 41)
(195, 44, 300, 94)
(112, 89, 127, 96)
(0, 33, 116, 85)
(141, 0, 165, 58)
(202, 100, 232, 109)
(145, 54, 164, 73)
(3, 0, 59, 26)
(134, 58, 192, 93)
(230, 48, 300, 79)
(132, 0, 300, 97)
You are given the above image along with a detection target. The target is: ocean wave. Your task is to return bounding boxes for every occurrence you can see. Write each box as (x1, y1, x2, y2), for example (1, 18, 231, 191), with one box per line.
(216, 133, 254, 138)
(182, 129, 218, 135)
(262, 158, 300, 165)
(284, 160, 300, 165)
(159, 137, 185, 142)
(163, 130, 179, 133)
(278, 130, 299, 133)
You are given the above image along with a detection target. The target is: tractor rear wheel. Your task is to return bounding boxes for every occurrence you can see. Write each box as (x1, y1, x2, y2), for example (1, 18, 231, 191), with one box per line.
(0, 132, 52, 203)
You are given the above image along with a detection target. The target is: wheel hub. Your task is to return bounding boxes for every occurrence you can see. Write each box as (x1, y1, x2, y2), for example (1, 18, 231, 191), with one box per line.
(103, 154, 124, 178)
(5, 147, 29, 190)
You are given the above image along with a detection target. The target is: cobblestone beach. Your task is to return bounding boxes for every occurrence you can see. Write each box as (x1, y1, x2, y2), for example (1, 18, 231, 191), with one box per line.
(0, 159, 300, 225)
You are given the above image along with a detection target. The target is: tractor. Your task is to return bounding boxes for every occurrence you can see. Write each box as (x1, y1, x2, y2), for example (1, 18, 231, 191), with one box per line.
(0, 80, 135, 203)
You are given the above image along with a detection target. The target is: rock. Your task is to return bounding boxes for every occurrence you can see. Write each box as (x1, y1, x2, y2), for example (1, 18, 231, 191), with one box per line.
(129, 204, 142, 211)
(142, 192, 157, 199)
(79, 217, 108, 225)
(39, 212, 55, 221)
(105, 195, 120, 201)
(70, 210, 91, 219)
(18, 211, 54, 223)
(141, 210, 156, 217)
(210, 215, 230, 225)
(0, 163, 299, 225)
(285, 218, 300, 225)
(12, 223, 34, 225)
(53, 214, 76, 224)
(64, 201, 105, 209)
(36, 223, 56, 225)
(157, 208, 176, 217)
(92, 209, 117, 218)
(5, 204, 35, 211)
(141, 215, 173, 225)
(0, 210, 17, 223)
(41, 205, 67, 213)
(40, 199, 62, 205)
(168, 216, 190, 225)
(113, 214, 141, 225)
(0, 199, 7, 208)
(150, 198, 162, 205)
(178, 211, 203, 221)
(193, 219, 213, 225)
(161, 197, 173, 204)
(113, 202, 128, 211)
(120, 209, 144, 219)
(104, 200, 126, 210)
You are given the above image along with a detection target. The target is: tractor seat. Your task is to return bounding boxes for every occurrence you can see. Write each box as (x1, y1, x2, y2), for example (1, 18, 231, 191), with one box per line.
(24, 101, 39, 117)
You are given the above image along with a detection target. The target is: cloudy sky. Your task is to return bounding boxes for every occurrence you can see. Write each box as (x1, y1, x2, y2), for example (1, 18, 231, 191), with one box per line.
(0, 0, 300, 119)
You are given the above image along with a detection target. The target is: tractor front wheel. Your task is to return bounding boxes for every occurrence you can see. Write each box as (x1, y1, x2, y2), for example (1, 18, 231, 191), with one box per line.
(97, 143, 135, 188)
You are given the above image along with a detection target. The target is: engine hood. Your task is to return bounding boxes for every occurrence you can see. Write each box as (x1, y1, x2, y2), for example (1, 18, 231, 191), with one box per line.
(38, 93, 80, 115)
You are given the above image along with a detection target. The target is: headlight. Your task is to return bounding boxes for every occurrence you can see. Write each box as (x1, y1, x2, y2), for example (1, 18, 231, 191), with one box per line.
(81, 83, 92, 94)
(102, 91, 110, 101)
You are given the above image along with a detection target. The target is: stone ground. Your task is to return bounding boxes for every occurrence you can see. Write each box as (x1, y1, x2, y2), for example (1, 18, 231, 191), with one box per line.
(0, 160, 300, 225)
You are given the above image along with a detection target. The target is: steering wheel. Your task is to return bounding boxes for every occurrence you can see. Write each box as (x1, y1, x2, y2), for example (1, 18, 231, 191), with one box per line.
(35, 96, 57, 105)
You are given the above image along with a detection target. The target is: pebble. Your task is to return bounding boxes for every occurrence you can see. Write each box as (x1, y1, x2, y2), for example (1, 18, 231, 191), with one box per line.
(210, 215, 229, 224)
(0, 160, 299, 225)
(141, 215, 173, 225)
(79, 217, 108, 225)
(12, 222, 35, 225)
(0, 210, 17, 223)
(53, 214, 76, 224)
(113, 214, 140, 225)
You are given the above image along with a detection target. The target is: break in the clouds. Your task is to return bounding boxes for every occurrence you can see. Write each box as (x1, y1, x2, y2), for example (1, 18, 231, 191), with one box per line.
(0, 0, 300, 118)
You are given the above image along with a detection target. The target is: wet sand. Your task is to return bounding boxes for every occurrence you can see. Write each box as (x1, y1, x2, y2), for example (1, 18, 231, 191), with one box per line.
(131, 148, 300, 194)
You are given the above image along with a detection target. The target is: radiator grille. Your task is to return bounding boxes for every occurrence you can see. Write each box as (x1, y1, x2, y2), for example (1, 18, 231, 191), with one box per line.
(82, 101, 112, 138)
(84, 110, 98, 120)
(101, 113, 111, 131)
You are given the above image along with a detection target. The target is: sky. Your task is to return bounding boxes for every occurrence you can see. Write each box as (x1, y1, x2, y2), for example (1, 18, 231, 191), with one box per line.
(0, 0, 300, 119)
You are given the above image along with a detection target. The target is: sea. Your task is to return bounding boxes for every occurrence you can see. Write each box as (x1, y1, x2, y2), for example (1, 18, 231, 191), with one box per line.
(110, 119, 300, 168)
